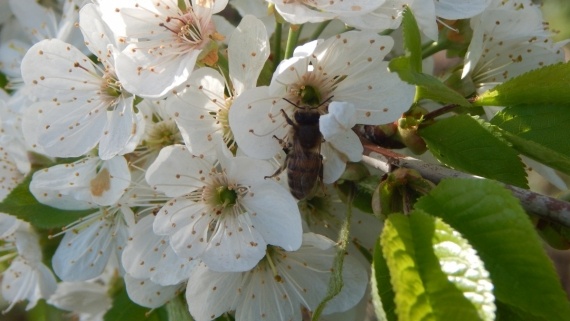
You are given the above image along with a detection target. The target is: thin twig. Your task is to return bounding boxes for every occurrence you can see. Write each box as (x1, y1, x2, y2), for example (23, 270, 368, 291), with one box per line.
(361, 142, 570, 228)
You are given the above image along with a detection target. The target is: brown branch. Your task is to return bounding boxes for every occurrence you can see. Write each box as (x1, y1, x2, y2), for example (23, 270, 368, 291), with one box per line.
(361, 142, 570, 228)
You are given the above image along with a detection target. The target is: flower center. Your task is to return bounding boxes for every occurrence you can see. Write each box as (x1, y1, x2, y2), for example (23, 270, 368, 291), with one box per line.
(160, 8, 216, 51)
(100, 73, 125, 109)
(145, 120, 183, 150)
(299, 85, 321, 106)
(215, 99, 235, 147)
(201, 172, 248, 217)
(215, 186, 238, 207)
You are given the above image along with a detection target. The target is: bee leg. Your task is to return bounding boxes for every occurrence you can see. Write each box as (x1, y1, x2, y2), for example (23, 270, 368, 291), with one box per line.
(271, 135, 291, 154)
(280, 109, 297, 128)
(264, 153, 289, 179)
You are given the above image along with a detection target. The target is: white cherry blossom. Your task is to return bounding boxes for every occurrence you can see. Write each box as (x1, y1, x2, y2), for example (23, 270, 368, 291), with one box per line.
(99, 0, 228, 98)
(186, 233, 368, 321)
(146, 144, 303, 272)
(47, 281, 112, 321)
(267, 0, 384, 24)
(124, 274, 185, 309)
(30, 156, 131, 210)
(49, 170, 163, 281)
(462, 0, 565, 85)
(122, 213, 197, 286)
(0, 217, 57, 312)
(343, 0, 492, 40)
(166, 15, 269, 156)
(230, 31, 414, 184)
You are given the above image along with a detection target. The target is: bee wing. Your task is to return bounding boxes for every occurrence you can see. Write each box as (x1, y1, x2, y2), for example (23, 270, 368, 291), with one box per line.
(229, 87, 293, 159)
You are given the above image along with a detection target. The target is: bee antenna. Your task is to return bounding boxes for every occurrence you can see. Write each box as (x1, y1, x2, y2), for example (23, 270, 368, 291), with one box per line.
(282, 96, 335, 109)
(319, 96, 334, 107)
(282, 98, 299, 108)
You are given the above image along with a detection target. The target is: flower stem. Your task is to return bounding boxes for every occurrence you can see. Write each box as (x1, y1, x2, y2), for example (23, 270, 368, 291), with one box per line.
(309, 21, 331, 41)
(272, 21, 282, 72)
(284, 24, 303, 60)
(421, 38, 450, 59)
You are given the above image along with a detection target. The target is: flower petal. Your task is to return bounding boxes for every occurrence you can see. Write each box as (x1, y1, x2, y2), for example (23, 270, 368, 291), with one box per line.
(123, 214, 197, 285)
(124, 274, 184, 309)
(203, 213, 267, 272)
(145, 145, 211, 197)
(229, 15, 270, 95)
(229, 87, 290, 159)
(241, 182, 302, 251)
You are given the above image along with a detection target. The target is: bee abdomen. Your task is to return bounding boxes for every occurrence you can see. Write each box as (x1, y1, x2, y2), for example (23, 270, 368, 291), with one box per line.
(287, 152, 322, 200)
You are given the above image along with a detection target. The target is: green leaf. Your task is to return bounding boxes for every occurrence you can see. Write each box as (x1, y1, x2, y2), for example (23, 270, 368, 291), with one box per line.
(389, 57, 471, 106)
(419, 114, 528, 188)
(372, 236, 397, 321)
(0, 175, 96, 229)
(496, 129, 570, 177)
(401, 6, 422, 73)
(488, 104, 570, 175)
(432, 217, 495, 321)
(165, 295, 194, 321)
(416, 179, 570, 321)
(381, 211, 484, 321)
(380, 213, 431, 320)
(474, 62, 570, 106)
(491, 104, 570, 157)
(104, 285, 162, 321)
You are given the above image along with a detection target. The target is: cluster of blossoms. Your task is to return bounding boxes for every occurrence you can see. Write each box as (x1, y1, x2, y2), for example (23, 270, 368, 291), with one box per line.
(0, 0, 566, 320)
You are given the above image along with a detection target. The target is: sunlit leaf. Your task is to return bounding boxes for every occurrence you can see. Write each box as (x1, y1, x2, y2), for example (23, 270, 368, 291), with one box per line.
(416, 179, 570, 321)
(474, 62, 570, 106)
(419, 114, 528, 188)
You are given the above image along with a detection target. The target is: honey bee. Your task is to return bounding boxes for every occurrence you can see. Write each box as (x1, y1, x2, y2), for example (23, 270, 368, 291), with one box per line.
(266, 97, 332, 200)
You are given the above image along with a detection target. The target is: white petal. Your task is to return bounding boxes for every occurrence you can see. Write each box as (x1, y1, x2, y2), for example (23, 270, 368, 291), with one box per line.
(0, 150, 24, 202)
(153, 197, 211, 259)
(30, 158, 99, 210)
(98, 96, 140, 160)
(52, 211, 127, 281)
(334, 61, 414, 124)
(328, 130, 363, 163)
(523, 156, 568, 191)
(8, 0, 58, 41)
(0, 213, 20, 238)
(409, 1, 438, 41)
(225, 154, 275, 185)
(0, 39, 27, 79)
(30, 156, 130, 209)
(166, 68, 225, 156)
(203, 213, 267, 272)
(79, 3, 117, 61)
(241, 182, 303, 251)
(47, 281, 112, 316)
(123, 214, 197, 286)
(114, 48, 199, 99)
(435, 0, 491, 20)
(124, 274, 184, 309)
(229, 87, 291, 159)
(2, 258, 57, 311)
(21, 39, 101, 101)
(321, 143, 347, 184)
(229, 15, 270, 94)
(234, 267, 301, 321)
(186, 263, 241, 320)
(319, 101, 356, 140)
(145, 145, 211, 197)
(36, 99, 107, 158)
